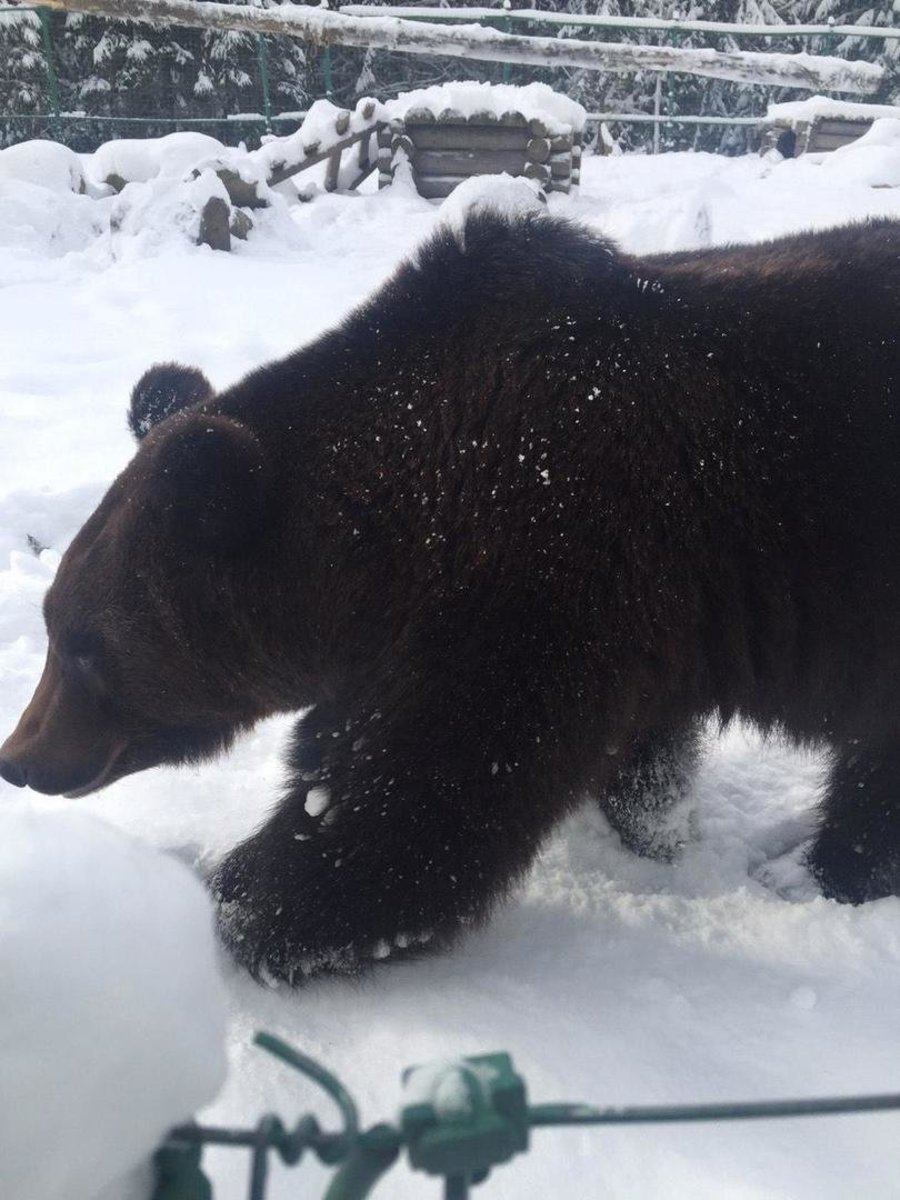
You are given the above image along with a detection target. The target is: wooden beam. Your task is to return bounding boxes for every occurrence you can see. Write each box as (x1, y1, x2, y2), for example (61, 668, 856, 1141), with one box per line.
(404, 124, 530, 151)
(35, 0, 884, 93)
(339, 6, 900, 44)
(267, 125, 376, 187)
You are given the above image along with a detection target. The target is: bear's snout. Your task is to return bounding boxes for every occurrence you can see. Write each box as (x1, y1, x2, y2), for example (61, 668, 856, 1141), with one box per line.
(0, 729, 125, 798)
(0, 655, 127, 798)
(0, 758, 27, 788)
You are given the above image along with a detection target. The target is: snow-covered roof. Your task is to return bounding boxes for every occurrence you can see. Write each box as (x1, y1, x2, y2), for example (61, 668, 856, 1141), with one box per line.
(386, 81, 586, 134)
(767, 95, 900, 124)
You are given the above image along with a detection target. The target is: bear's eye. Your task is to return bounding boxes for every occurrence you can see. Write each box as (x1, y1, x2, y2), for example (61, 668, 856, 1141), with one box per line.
(62, 634, 103, 685)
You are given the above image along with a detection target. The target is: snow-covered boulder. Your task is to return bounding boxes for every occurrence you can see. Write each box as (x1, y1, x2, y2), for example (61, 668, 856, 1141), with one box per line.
(0, 805, 227, 1200)
(0, 140, 85, 194)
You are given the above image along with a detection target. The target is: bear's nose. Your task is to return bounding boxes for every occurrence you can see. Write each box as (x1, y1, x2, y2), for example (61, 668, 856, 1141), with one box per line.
(0, 759, 27, 788)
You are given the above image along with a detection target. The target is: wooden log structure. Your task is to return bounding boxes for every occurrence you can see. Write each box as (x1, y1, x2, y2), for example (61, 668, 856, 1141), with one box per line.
(267, 99, 381, 191)
(761, 114, 879, 158)
(380, 106, 582, 199)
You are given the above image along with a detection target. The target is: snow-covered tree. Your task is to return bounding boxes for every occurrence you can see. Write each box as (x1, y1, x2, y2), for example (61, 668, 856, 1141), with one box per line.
(0, 0, 896, 151)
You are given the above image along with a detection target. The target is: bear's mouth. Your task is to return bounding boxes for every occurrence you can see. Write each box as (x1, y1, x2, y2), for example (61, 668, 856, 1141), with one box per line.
(63, 740, 128, 799)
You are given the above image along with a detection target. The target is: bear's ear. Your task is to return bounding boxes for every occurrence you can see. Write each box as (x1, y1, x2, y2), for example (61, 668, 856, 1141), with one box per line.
(129, 363, 214, 441)
(149, 415, 271, 552)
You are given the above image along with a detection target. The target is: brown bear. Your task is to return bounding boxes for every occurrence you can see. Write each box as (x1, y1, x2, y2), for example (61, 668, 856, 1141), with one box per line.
(2, 210, 899, 984)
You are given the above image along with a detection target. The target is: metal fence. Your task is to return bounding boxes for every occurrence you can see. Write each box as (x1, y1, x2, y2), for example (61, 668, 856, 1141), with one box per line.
(152, 1032, 900, 1200)
(1, 2, 896, 153)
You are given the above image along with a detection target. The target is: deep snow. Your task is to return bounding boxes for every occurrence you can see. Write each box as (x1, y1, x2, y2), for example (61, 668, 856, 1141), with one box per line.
(0, 805, 227, 1200)
(2, 138, 900, 1199)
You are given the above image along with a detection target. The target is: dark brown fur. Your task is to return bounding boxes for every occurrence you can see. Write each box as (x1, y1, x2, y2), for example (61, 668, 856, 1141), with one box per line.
(2, 212, 898, 981)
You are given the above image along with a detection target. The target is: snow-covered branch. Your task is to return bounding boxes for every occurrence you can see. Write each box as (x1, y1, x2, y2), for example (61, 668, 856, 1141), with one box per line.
(32, 0, 885, 94)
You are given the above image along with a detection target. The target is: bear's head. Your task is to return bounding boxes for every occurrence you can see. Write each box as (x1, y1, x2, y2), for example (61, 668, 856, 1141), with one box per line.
(0, 365, 280, 798)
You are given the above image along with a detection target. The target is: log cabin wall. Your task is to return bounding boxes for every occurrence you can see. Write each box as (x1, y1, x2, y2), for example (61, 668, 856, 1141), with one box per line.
(378, 107, 582, 199)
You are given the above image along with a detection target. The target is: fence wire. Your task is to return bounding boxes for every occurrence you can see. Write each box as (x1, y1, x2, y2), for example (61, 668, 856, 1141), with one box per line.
(151, 1032, 900, 1200)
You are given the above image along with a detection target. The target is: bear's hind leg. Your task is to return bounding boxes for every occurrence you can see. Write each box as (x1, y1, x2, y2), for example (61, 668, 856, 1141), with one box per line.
(599, 722, 701, 858)
(808, 742, 900, 903)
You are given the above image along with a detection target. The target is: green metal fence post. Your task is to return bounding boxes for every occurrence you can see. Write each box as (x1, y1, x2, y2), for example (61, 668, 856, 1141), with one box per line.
(500, 0, 511, 83)
(37, 7, 61, 141)
(255, 34, 273, 133)
(319, 0, 335, 99)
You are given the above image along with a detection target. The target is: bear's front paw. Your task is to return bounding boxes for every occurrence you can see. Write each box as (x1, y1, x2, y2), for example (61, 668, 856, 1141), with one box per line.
(209, 843, 364, 984)
(210, 840, 445, 985)
(218, 900, 362, 985)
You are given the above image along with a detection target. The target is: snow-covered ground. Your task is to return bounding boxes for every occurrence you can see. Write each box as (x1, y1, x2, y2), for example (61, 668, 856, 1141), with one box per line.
(2, 136, 900, 1200)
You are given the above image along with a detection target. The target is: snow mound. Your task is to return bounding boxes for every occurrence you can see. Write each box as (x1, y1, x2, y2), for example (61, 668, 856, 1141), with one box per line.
(0, 140, 85, 194)
(438, 173, 545, 248)
(821, 118, 900, 188)
(0, 178, 103, 258)
(387, 81, 586, 134)
(0, 805, 227, 1200)
(89, 131, 228, 187)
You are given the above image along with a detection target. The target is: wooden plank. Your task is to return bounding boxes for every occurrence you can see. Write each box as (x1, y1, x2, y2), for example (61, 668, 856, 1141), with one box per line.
(267, 125, 380, 186)
(405, 124, 530, 150)
(807, 130, 867, 151)
(815, 118, 873, 136)
(346, 157, 378, 192)
(324, 147, 342, 192)
(411, 147, 527, 174)
(414, 175, 466, 199)
(357, 128, 371, 173)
